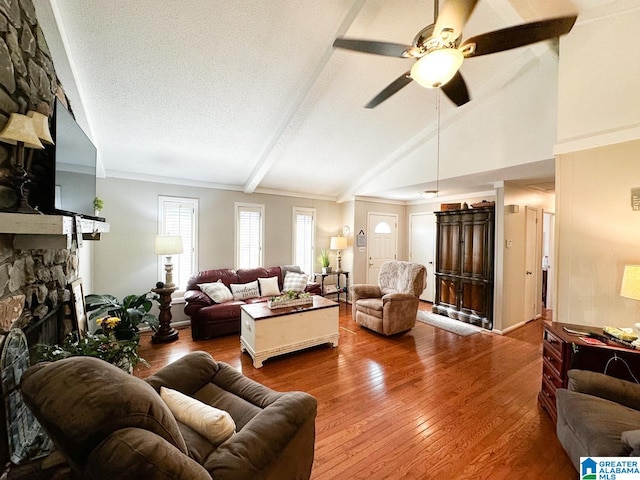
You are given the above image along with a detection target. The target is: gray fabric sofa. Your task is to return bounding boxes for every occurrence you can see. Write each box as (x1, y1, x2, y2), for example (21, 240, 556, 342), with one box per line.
(20, 351, 317, 480)
(556, 369, 640, 471)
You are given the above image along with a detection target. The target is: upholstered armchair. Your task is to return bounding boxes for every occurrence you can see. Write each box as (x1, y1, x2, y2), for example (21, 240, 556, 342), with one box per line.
(20, 352, 317, 480)
(350, 260, 426, 336)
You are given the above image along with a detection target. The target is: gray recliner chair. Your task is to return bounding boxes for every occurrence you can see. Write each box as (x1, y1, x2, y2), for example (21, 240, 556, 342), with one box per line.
(350, 260, 426, 336)
(556, 369, 640, 471)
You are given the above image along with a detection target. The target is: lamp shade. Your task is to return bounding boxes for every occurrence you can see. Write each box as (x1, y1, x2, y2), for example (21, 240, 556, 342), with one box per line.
(27, 111, 54, 145)
(410, 48, 463, 88)
(0, 113, 44, 149)
(621, 265, 640, 301)
(330, 236, 348, 250)
(155, 235, 183, 255)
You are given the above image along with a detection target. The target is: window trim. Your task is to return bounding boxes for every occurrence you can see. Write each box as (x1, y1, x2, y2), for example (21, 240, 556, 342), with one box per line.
(292, 207, 316, 275)
(234, 202, 265, 269)
(158, 195, 199, 293)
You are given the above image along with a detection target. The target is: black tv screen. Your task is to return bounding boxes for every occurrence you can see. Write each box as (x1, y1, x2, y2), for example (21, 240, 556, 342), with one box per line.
(30, 98, 97, 217)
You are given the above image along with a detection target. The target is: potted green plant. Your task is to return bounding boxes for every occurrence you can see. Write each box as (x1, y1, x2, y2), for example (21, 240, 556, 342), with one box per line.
(93, 196, 104, 216)
(85, 292, 160, 341)
(36, 331, 148, 372)
(318, 249, 331, 274)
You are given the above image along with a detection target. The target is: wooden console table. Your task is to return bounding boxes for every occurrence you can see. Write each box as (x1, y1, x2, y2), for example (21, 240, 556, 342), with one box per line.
(539, 321, 640, 422)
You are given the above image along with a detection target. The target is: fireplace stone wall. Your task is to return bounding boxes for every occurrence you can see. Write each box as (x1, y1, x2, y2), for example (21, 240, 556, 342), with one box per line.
(0, 0, 78, 333)
(0, 0, 81, 469)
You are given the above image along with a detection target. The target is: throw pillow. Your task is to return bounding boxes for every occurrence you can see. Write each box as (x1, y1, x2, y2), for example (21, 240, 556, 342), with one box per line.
(198, 280, 233, 304)
(258, 276, 280, 297)
(230, 280, 260, 300)
(160, 387, 235, 447)
(283, 272, 308, 292)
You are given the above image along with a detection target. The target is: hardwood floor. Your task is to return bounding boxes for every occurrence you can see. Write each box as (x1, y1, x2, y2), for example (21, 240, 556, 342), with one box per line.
(136, 303, 577, 479)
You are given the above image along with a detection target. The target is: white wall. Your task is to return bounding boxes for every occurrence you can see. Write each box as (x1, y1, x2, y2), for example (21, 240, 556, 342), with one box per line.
(556, 0, 640, 152)
(555, 1, 640, 328)
(556, 142, 640, 327)
(356, 51, 560, 195)
(499, 183, 553, 332)
(351, 198, 407, 285)
(93, 177, 342, 302)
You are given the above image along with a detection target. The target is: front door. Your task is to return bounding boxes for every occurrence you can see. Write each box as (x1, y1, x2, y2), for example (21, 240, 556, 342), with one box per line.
(367, 213, 398, 284)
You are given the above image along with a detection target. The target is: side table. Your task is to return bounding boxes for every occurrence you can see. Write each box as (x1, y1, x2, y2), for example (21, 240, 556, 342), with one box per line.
(539, 321, 640, 422)
(151, 286, 179, 343)
(313, 271, 349, 304)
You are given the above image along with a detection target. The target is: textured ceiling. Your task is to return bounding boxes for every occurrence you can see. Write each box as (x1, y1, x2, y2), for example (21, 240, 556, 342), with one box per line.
(34, 0, 615, 202)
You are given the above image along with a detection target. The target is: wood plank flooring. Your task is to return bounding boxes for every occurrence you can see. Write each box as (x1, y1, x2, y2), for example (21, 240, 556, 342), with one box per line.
(136, 303, 577, 479)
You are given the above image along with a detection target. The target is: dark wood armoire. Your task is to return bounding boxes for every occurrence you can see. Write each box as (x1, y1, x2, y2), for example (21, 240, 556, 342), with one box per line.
(432, 206, 495, 329)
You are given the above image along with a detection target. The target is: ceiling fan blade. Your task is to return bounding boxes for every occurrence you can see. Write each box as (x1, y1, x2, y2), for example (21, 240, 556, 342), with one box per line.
(461, 15, 577, 58)
(333, 38, 410, 58)
(365, 72, 413, 108)
(441, 71, 470, 107)
(434, 0, 479, 42)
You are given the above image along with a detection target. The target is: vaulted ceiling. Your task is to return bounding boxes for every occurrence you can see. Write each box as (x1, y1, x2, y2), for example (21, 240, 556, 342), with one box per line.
(34, 0, 613, 202)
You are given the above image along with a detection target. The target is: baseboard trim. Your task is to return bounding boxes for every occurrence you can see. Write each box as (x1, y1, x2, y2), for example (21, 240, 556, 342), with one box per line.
(139, 319, 191, 333)
(493, 321, 527, 335)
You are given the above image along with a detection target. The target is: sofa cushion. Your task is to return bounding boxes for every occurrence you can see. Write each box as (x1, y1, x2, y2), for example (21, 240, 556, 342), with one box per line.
(283, 272, 308, 292)
(187, 268, 239, 290)
(230, 280, 260, 300)
(556, 388, 640, 457)
(20, 357, 188, 470)
(161, 387, 236, 447)
(236, 267, 271, 284)
(198, 302, 245, 321)
(245, 297, 270, 304)
(258, 276, 280, 296)
(198, 281, 233, 304)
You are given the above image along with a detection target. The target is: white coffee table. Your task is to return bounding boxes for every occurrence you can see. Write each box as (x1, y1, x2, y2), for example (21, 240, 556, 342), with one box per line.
(240, 296, 339, 368)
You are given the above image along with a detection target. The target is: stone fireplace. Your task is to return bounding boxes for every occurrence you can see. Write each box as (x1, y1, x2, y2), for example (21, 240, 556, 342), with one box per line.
(0, 0, 85, 471)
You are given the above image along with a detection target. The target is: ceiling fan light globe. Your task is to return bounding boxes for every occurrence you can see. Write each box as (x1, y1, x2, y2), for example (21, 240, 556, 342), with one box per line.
(410, 48, 463, 89)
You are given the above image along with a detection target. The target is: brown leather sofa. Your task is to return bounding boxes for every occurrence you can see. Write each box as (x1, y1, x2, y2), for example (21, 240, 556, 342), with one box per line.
(184, 266, 321, 340)
(21, 352, 317, 480)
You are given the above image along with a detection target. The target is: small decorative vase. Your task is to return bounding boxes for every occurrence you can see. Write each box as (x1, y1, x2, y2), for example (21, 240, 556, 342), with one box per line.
(322, 266, 332, 274)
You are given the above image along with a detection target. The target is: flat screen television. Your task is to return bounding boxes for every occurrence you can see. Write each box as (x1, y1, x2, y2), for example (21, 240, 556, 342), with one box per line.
(30, 98, 98, 218)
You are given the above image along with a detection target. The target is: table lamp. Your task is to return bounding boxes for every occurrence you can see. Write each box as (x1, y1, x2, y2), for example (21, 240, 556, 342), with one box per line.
(0, 112, 45, 213)
(155, 235, 183, 288)
(330, 236, 348, 271)
(621, 265, 640, 332)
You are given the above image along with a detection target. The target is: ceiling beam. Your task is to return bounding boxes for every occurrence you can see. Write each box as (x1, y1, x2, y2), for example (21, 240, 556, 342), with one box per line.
(243, 0, 368, 194)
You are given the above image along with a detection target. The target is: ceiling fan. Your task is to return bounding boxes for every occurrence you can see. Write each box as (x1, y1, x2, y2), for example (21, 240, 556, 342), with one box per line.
(333, 0, 577, 108)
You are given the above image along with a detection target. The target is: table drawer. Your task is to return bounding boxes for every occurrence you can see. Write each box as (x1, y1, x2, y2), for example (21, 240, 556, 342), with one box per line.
(542, 343, 563, 379)
(539, 376, 559, 420)
(542, 361, 563, 389)
(543, 328, 563, 357)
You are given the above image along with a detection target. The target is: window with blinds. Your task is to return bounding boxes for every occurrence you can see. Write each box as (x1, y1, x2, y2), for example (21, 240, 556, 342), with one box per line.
(293, 207, 315, 275)
(235, 203, 264, 268)
(158, 196, 198, 290)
